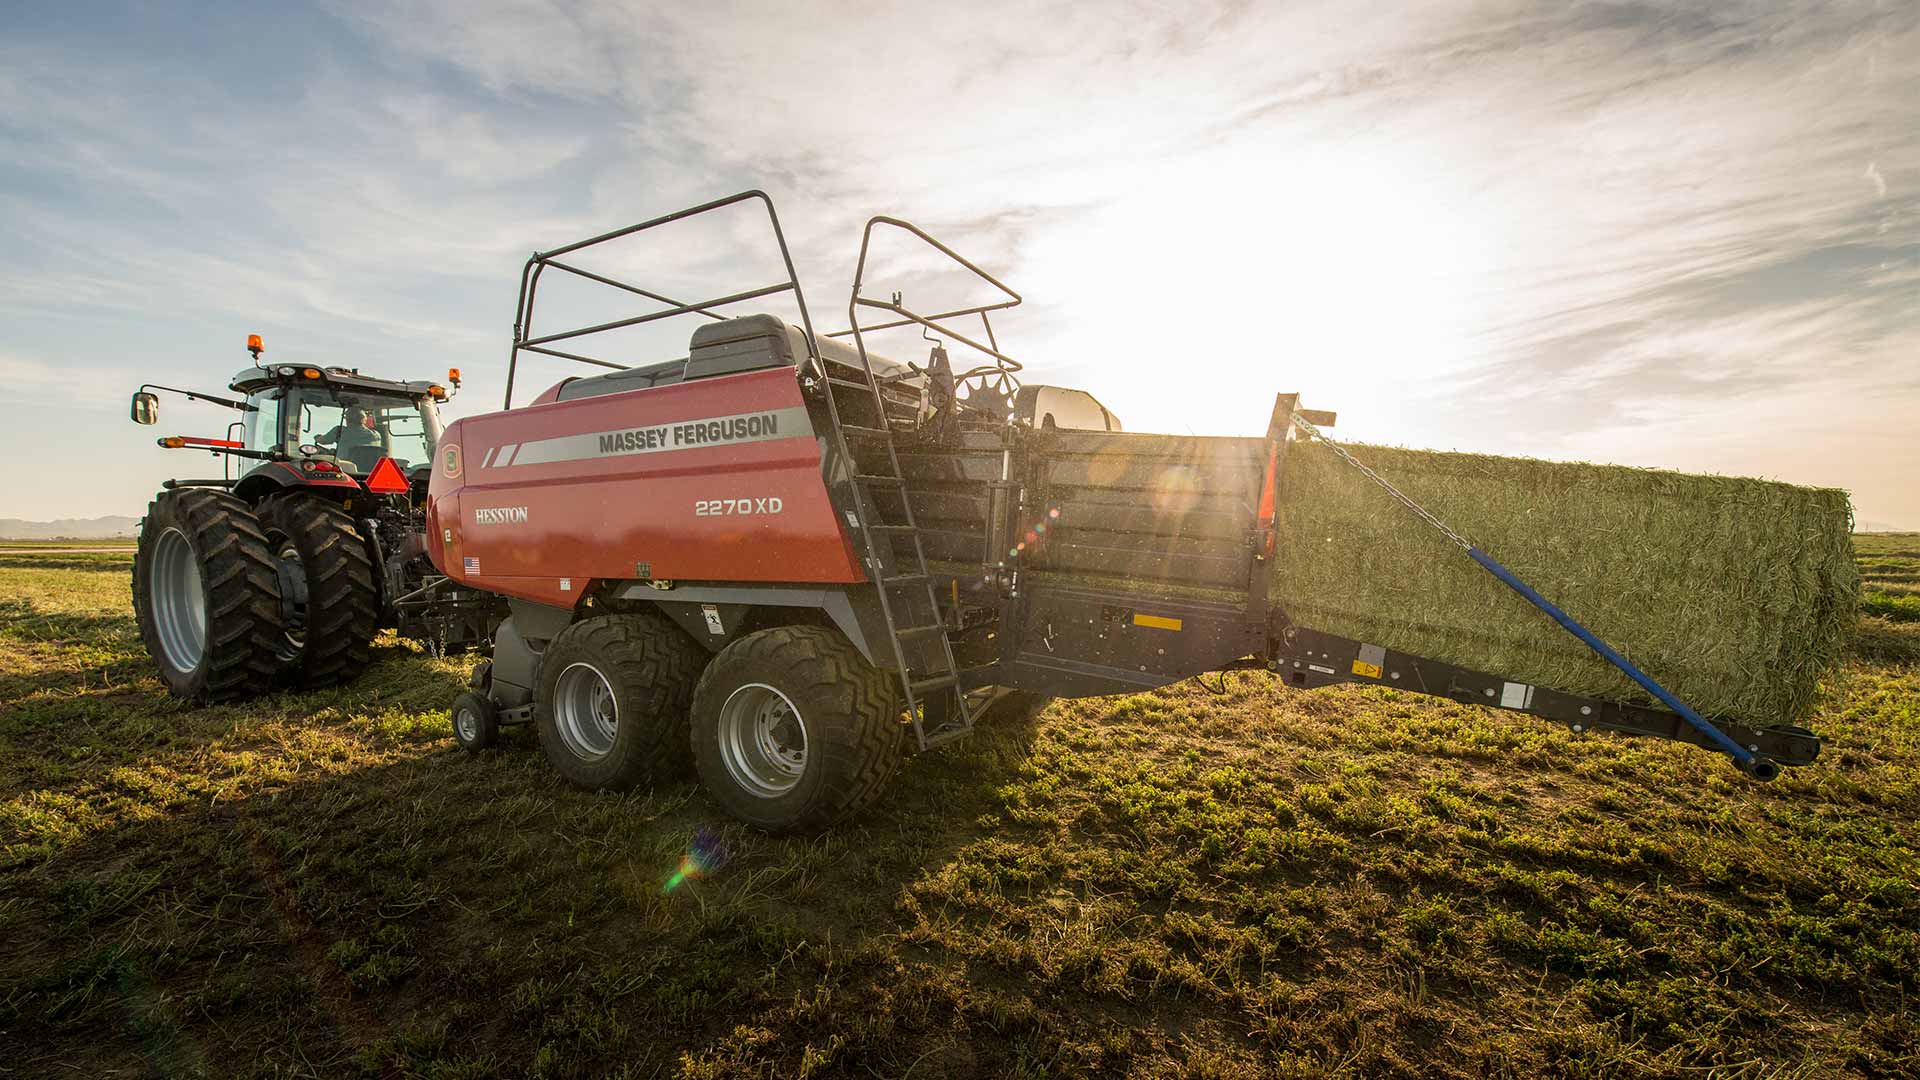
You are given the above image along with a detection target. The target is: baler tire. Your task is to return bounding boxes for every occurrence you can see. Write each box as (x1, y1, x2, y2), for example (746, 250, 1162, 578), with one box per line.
(690, 626, 904, 833)
(450, 691, 500, 751)
(256, 494, 378, 689)
(535, 612, 707, 791)
(132, 489, 284, 703)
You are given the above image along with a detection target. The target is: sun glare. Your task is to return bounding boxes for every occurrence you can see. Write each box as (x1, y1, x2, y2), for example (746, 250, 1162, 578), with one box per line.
(1021, 141, 1495, 443)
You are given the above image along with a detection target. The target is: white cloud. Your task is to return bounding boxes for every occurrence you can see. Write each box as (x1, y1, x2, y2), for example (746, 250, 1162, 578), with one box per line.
(3, 0, 1918, 524)
(1865, 160, 1888, 198)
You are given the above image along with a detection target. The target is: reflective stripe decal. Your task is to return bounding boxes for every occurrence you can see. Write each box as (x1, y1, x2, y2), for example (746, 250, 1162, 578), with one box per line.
(1500, 681, 1535, 709)
(487, 406, 811, 468)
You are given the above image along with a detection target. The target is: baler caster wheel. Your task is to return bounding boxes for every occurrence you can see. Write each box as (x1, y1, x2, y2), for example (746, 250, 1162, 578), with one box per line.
(451, 691, 500, 752)
(690, 626, 904, 833)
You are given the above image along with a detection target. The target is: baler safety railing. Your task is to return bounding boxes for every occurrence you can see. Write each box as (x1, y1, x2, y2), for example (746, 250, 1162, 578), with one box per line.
(503, 190, 822, 409)
(823, 216, 1030, 753)
(836, 216, 1025, 388)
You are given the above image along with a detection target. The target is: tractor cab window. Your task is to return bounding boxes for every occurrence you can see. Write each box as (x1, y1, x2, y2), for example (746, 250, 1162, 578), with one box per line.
(285, 388, 441, 475)
(242, 391, 282, 457)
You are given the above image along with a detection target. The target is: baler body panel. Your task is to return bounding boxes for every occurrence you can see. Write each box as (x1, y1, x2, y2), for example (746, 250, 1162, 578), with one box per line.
(428, 367, 862, 607)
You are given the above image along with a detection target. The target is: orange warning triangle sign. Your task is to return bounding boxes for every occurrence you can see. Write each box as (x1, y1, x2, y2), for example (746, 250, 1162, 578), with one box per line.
(364, 456, 410, 494)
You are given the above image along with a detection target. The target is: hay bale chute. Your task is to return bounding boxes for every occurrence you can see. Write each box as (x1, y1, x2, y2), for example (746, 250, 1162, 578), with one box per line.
(1269, 442, 1858, 726)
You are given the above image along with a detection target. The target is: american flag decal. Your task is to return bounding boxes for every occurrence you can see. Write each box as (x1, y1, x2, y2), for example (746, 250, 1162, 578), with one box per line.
(464, 556, 480, 574)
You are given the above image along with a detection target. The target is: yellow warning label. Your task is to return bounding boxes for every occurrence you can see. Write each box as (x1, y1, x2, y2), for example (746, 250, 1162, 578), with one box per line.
(1132, 613, 1183, 631)
(1351, 659, 1383, 678)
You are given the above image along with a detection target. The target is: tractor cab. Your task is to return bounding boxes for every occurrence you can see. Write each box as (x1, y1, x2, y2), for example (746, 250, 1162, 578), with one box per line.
(228, 365, 445, 477)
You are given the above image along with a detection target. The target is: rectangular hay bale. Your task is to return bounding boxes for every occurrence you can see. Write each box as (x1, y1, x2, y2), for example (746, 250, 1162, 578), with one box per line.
(1270, 442, 1858, 726)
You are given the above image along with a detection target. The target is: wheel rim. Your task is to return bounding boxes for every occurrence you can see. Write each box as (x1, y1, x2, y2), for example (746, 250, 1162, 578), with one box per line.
(150, 527, 206, 673)
(553, 662, 618, 761)
(266, 534, 306, 660)
(454, 706, 480, 743)
(717, 683, 808, 798)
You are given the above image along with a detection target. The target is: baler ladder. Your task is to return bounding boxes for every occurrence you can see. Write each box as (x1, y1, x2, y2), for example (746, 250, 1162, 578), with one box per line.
(829, 216, 1024, 750)
(820, 335, 972, 751)
(840, 416, 971, 747)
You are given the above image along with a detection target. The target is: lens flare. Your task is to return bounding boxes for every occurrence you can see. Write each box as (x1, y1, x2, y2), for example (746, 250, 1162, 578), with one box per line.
(662, 825, 729, 893)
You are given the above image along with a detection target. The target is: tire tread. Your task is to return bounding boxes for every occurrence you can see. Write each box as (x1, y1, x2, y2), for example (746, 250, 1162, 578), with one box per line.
(132, 489, 283, 702)
(537, 611, 707, 789)
(257, 494, 378, 687)
(691, 626, 902, 831)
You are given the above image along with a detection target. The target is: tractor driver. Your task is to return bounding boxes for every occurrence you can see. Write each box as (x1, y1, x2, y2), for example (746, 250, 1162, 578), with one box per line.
(316, 404, 380, 454)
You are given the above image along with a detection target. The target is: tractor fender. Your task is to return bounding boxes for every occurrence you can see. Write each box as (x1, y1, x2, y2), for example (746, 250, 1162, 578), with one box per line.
(611, 583, 889, 667)
(232, 460, 360, 505)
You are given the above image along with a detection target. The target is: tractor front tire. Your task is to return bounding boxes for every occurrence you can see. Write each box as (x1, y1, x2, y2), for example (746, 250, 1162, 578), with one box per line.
(690, 626, 904, 833)
(256, 494, 378, 688)
(535, 613, 707, 791)
(132, 489, 283, 703)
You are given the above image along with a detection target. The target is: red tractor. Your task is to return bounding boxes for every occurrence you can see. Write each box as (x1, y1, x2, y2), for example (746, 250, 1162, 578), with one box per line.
(129, 340, 494, 701)
(419, 192, 1818, 832)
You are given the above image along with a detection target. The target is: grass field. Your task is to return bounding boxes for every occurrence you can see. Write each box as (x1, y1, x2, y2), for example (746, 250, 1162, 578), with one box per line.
(1, 544, 1915, 1077)
(0, 541, 136, 551)
(1854, 533, 1920, 641)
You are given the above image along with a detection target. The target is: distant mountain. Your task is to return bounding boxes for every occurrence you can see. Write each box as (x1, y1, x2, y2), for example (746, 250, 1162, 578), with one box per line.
(0, 516, 140, 540)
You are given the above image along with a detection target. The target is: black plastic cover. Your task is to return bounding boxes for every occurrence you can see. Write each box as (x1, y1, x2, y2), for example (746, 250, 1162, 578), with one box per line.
(552, 359, 687, 402)
(549, 314, 913, 400)
(686, 313, 809, 380)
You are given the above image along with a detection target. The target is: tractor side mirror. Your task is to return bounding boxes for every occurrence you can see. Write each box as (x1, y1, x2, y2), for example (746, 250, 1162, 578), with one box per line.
(130, 391, 159, 425)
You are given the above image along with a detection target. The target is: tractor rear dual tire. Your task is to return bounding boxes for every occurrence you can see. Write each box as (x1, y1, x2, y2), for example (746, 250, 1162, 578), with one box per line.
(255, 494, 378, 689)
(690, 626, 905, 833)
(132, 489, 284, 703)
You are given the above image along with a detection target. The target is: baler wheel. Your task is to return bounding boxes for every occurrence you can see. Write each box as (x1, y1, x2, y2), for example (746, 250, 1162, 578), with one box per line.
(534, 613, 707, 790)
(690, 626, 904, 833)
(132, 489, 283, 702)
(256, 494, 378, 688)
(450, 691, 501, 751)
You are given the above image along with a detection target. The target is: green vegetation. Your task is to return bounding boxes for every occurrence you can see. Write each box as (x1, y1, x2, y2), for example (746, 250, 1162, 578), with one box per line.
(0, 539, 137, 550)
(2, 543, 1915, 1077)
(1854, 533, 1920, 626)
(1272, 443, 1858, 727)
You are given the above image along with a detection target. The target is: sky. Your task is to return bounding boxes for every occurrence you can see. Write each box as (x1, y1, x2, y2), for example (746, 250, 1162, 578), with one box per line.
(1, 0, 1915, 527)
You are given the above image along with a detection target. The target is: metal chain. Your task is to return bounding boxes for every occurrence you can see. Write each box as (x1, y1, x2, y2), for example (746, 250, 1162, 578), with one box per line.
(1288, 413, 1475, 552)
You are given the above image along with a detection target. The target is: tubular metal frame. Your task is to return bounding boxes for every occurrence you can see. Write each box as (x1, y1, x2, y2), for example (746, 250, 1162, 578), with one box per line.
(824, 216, 1028, 750)
(837, 216, 1024, 381)
(503, 190, 822, 409)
